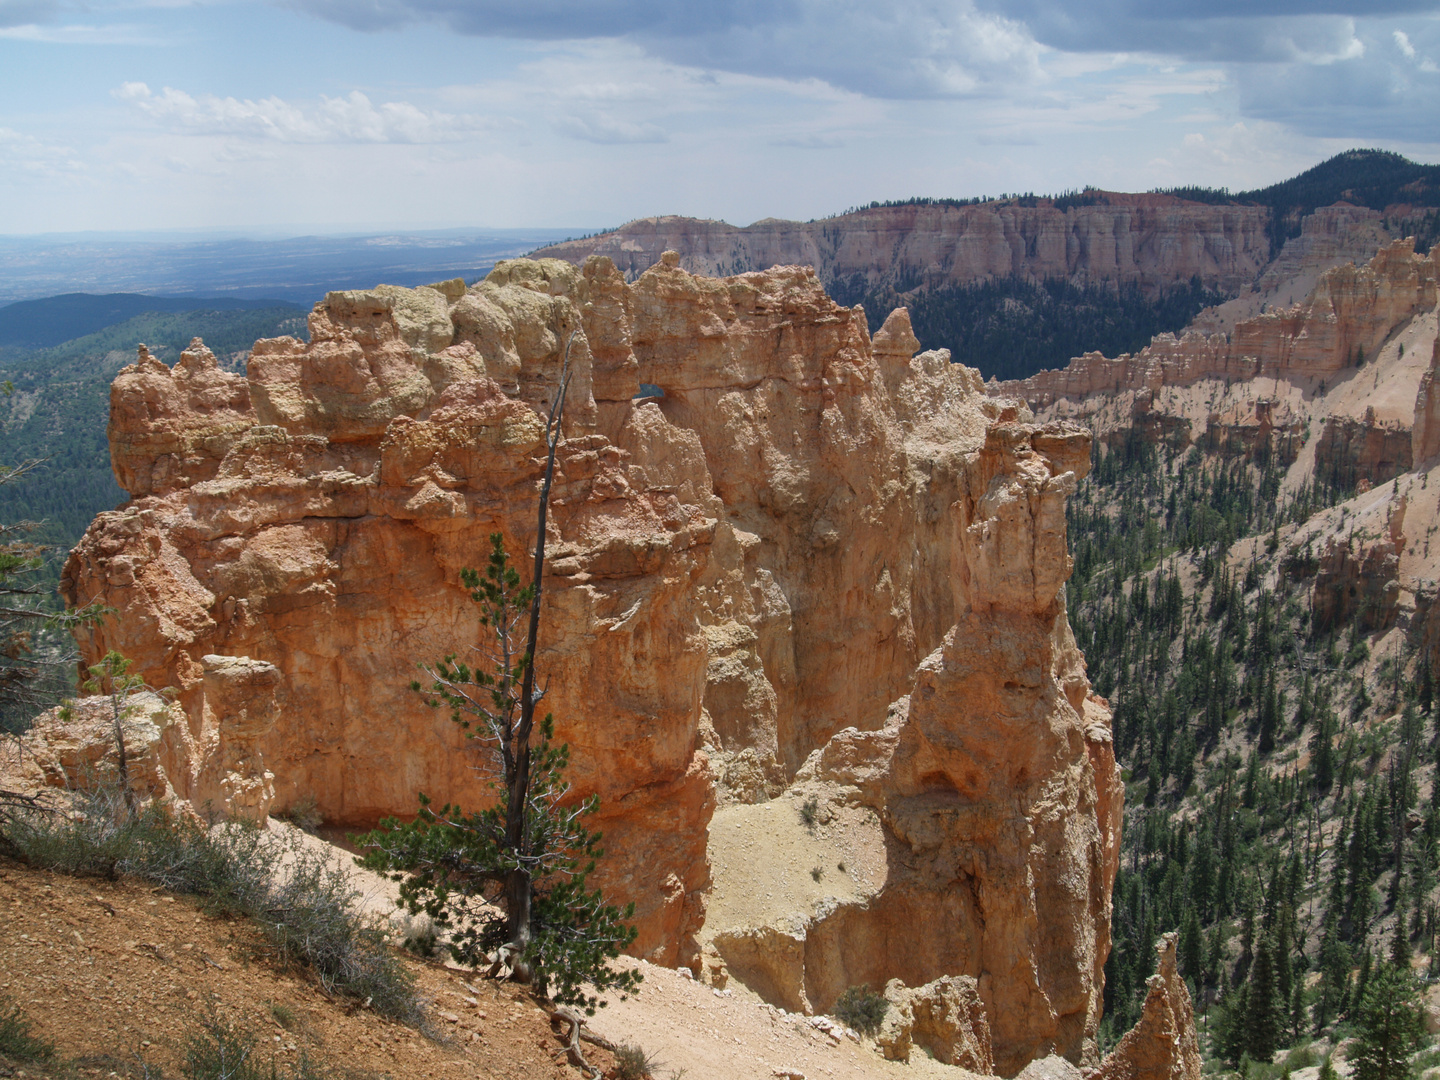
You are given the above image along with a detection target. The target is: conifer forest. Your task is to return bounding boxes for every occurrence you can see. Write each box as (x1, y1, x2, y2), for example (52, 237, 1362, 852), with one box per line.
(1072, 424, 1437, 1073)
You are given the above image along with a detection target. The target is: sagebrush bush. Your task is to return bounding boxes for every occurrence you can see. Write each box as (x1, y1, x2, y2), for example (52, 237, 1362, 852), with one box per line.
(1, 792, 275, 913)
(613, 1042, 661, 1080)
(798, 796, 819, 831)
(260, 853, 419, 1024)
(0, 993, 55, 1062)
(180, 1011, 331, 1080)
(3, 790, 420, 1024)
(275, 795, 323, 835)
(833, 985, 889, 1036)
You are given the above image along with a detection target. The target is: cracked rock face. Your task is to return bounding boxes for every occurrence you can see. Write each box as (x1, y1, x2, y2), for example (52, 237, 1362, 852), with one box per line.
(65, 257, 1120, 1067)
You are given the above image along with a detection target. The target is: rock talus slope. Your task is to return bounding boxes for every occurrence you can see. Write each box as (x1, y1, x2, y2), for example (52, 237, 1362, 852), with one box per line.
(63, 256, 1119, 1071)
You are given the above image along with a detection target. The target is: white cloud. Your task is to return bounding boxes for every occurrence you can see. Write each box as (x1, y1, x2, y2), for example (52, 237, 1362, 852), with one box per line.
(0, 126, 82, 178)
(771, 132, 845, 149)
(553, 111, 668, 144)
(113, 82, 492, 143)
(0, 20, 160, 42)
(1393, 27, 1439, 72)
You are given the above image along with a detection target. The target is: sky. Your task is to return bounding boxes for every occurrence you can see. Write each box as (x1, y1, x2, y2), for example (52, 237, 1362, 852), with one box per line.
(1, 0, 1438, 235)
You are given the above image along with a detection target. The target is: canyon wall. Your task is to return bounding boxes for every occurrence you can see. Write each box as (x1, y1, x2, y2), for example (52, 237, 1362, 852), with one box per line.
(63, 256, 1118, 1070)
(1255, 204, 1390, 293)
(536, 197, 1271, 297)
(993, 240, 1439, 409)
(1414, 336, 1440, 464)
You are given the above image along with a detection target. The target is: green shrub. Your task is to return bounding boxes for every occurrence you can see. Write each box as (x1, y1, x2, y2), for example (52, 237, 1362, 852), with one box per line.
(798, 796, 819, 831)
(181, 1012, 262, 1080)
(259, 848, 418, 1023)
(832, 985, 889, 1036)
(275, 795, 324, 835)
(2, 791, 276, 914)
(613, 1042, 661, 1080)
(0, 993, 55, 1062)
(180, 1012, 331, 1080)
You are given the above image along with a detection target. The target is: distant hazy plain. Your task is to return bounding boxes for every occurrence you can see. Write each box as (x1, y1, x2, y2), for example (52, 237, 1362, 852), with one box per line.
(0, 228, 586, 306)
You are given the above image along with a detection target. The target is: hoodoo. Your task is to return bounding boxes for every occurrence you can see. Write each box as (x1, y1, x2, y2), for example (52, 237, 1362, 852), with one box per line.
(63, 255, 1121, 1073)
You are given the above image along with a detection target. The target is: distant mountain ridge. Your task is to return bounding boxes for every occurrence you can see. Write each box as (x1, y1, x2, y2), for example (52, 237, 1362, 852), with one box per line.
(1158, 148, 1440, 253)
(531, 151, 1440, 380)
(532, 192, 1274, 298)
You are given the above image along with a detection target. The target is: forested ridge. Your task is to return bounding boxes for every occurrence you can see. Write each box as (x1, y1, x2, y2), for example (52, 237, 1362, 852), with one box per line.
(1070, 423, 1438, 1072)
(840, 275, 1226, 382)
(1156, 149, 1440, 256)
(0, 305, 305, 548)
(837, 151, 1440, 379)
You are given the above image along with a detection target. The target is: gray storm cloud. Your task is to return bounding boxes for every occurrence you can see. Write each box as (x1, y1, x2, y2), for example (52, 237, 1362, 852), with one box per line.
(280, 0, 1440, 139)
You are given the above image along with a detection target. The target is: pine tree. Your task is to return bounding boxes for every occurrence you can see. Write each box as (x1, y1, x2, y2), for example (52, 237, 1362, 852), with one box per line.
(1350, 962, 1426, 1080)
(1313, 711, 1336, 795)
(1295, 673, 1314, 734)
(358, 345, 643, 1014)
(358, 537, 642, 1012)
(1356, 948, 1375, 1010)
(1275, 921, 1296, 1035)
(1246, 934, 1284, 1063)
(1314, 909, 1352, 1031)
(1241, 890, 1259, 972)
(1391, 892, 1410, 969)
(1290, 974, 1307, 1043)
(1259, 667, 1280, 754)
(1180, 905, 1204, 981)
(1219, 981, 1252, 1067)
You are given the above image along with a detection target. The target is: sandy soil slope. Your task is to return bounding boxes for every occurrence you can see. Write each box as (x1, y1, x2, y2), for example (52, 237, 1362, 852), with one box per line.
(0, 853, 594, 1080)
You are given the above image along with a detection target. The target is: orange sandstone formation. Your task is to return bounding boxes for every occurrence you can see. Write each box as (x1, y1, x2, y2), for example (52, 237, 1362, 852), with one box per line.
(1094, 934, 1201, 1080)
(1315, 407, 1413, 488)
(63, 257, 1117, 1069)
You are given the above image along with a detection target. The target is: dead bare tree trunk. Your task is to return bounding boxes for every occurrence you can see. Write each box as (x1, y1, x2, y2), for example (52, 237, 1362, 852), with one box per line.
(502, 333, 574, 972)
